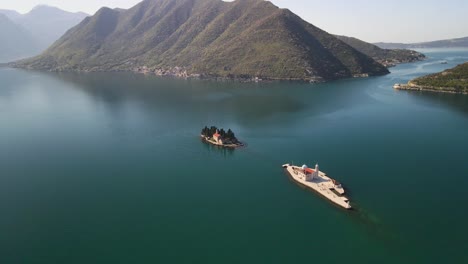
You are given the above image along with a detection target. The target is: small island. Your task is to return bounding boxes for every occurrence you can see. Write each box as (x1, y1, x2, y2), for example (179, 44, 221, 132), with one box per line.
(394, 62, 468, 94)
(201, 126, 244, 148)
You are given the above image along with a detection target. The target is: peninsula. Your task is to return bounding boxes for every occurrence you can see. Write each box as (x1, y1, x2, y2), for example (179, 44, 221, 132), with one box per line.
(394, 62, 468, 94)
(201, 126, 244, 148)
(335, 35, 426, 67)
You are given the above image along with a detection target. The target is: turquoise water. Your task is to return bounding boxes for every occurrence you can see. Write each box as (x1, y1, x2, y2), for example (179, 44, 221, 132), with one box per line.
(1, 49, 467, 263)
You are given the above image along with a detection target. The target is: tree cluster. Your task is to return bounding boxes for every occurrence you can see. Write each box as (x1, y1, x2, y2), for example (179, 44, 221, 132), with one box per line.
(201, 126, 238, 142)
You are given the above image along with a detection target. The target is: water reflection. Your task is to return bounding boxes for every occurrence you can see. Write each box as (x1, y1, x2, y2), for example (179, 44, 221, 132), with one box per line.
(409, 91, 468, 114)
(45, 72, 309, 123)
(35, 70, 385, 128)
(200, 139, 235, 158)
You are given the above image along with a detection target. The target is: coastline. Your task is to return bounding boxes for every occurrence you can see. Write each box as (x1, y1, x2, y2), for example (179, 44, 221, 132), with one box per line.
(9, 62, 390, 83)
(393, 81, 468, 95)
(378, 55, 426, 68)
(201, 135, 245, 149)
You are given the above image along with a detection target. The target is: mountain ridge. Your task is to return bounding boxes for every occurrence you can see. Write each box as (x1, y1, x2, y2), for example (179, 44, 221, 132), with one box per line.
(375, 36, 468, 49)
(15, 0, 389, 82)
(0, 6, 88, 62)
(0, 14, 38, 62)
(0, 9, 21, 20)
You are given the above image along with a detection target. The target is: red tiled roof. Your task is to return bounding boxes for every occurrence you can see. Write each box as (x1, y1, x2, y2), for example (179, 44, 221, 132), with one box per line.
(213, 133, 220, 138)
(305, 168, 315, 174)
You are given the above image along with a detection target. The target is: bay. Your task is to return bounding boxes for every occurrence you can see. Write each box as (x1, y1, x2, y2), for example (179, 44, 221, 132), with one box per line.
(0, 49, 467, 263)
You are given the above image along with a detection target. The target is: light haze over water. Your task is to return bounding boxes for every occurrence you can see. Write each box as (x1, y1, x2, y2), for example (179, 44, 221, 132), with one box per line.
(2, 0, 468, 42)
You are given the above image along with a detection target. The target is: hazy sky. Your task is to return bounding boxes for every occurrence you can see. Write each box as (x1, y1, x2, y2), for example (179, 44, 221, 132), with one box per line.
(1, 0, 468, 43)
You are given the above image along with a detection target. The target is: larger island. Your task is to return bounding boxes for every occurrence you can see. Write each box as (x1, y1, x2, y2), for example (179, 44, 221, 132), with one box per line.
(394, 62, 468, 94)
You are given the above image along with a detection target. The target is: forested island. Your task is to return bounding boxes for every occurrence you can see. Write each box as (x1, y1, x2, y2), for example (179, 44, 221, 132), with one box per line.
(201, 126, 244, 148)
(394, 62, 468, 94)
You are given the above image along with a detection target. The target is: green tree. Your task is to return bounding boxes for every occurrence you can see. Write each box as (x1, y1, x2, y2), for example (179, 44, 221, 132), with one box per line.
(210, 126, 217, 136)
(227, 129, 235, 140)
(201, 126, 209, 136)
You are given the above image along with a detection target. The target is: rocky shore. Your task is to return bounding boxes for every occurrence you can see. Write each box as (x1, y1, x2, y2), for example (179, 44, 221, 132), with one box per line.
(201, 135, 244, 148)
(393, 81, 468, 95)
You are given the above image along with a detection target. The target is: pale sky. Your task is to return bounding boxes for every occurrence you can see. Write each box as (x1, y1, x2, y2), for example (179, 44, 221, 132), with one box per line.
(1, 0, 468, 43)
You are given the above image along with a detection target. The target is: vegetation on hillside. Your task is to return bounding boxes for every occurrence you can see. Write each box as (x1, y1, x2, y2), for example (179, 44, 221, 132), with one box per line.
(15, 0, 389, 81)
(412, 62, 468, 93)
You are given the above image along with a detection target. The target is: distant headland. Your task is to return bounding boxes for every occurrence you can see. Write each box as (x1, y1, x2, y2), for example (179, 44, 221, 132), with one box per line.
(375, 36, 468, 49)
(201, 126, 244, 148)
(394, 62, 468, 94)
(335, 35, 426, 67)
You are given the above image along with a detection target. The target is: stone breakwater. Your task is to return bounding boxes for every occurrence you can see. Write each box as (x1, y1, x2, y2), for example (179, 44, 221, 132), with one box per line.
(393, 81, 468, 95)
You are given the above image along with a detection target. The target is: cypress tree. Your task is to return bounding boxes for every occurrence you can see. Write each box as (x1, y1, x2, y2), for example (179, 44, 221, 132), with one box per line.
(227, 129, 234, 139)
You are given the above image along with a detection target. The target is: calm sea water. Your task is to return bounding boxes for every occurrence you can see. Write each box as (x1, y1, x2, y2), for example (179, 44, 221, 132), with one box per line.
(1, 49, 467, 263)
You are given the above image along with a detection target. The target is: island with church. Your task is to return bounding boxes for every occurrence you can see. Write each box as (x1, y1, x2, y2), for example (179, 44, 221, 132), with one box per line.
(201, 126, 244, 148)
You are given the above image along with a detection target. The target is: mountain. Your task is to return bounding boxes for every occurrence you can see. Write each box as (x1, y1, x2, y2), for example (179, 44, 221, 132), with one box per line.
(12, 6, 88, 51)
(335, 35, 425, 67)
(0, 14, 38, 62)
(0, 6, 88, 62)
(0, 9, 21, 20)
(375, 36, 468, 49)
(16, 0, 389, 82)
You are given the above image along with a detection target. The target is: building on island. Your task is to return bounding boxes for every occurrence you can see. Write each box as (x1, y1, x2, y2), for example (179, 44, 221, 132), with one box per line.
(201, 126, 243, 148)
(283, 163, 351, 209)
(213, 130, 224, 144)
(302, 164, 319, 181)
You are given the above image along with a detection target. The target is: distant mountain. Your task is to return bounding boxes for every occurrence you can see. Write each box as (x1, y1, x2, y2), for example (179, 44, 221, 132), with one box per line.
(375, 36, 468, 49)
(395, 62, 468, 94)
(335, 35, 425, 67)
(12, 6, 88, 51)
(16, 0, 389, 82)
(0, 6, 88, 62)
(0, 14, 38, 62)
(0, 9, 21, 20)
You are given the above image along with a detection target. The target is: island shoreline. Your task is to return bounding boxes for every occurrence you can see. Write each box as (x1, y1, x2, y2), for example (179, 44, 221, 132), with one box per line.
(394, 82, 468, 95)
(201, 135, 245, 149)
